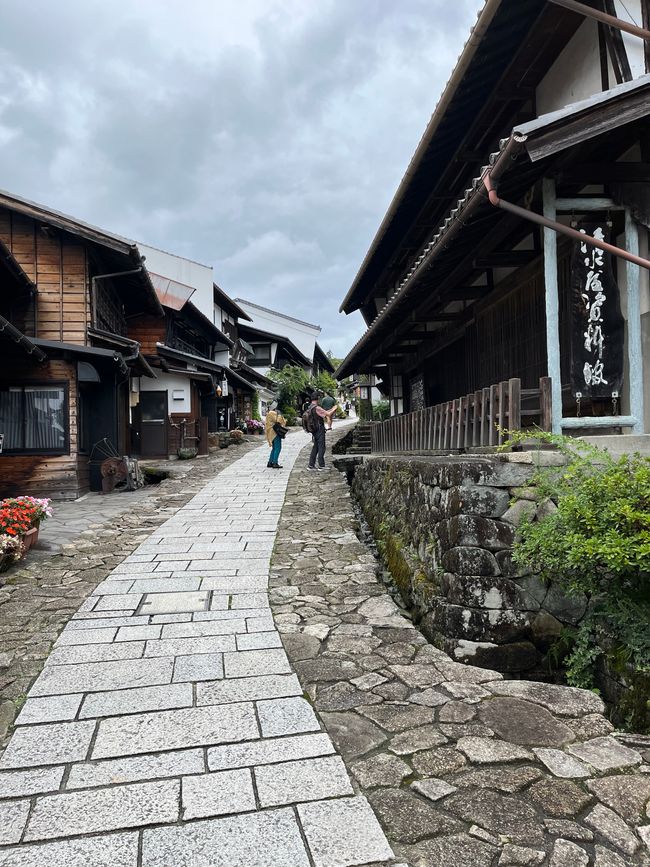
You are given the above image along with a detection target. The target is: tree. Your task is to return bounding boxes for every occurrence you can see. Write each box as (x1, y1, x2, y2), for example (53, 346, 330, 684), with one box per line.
(312, 371, 338, 396)
(267, 365, 310, 414)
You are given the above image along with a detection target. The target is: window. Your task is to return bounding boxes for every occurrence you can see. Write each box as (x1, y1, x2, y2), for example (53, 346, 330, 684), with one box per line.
(0, 384, 68, 454)
(251, 343, 271, 364)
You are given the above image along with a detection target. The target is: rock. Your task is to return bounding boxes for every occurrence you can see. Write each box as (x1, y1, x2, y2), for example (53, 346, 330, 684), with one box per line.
(584, 804, 640, 857)
(446, 485, 511, 518)
(544, 820, 593, 842)
(388, 664, 443, 688)
(281, 633, 321, 660)
(457, 736, 533, 764)
(409, 688, 450, 707)
(454, 765, 542, 793)
(533, 748, 591, 778)
(438, 701, 476, 724)
(350, 672, 387, 690)
(444, 682, 490, 702)
(593, 846, 629, 867)
(568, 736, 642, 772)
(445, 789, 543, 844)
(0, 700, 16, 740)
(359, 702, 435, 733)
(389, 726, 447, 755)
(455, 640, 540, 673)
(440, 722, 495, 740)
(412, 747, 467, 776)
(303, 624, 330, 641)
(295, 657, 362, 682)
(0, 652, 15, 670)
(357, 596, 403, 625)
(441, 548, 501, 576)
(469, 825, 500, 845)
(315, 682, 382, 712)
(567, 713, 614, 741)
(485, 680, 605, 717)
(434, 659, 502, 684)
(586, 775, 650, 822)
(479, 698, 574, 747)
(368, 788, 463, 843)
(499, 844, 546, 865)
(319, 711, 386, 759)
(447, 515, 515, 551)
(542, 583, 588, 626)
(401, 832, 497, 867)
(373, 681, 411, 701)
(350, 753, 410, 788)
(326, 634, 381, 655)
(549, 839, 589, 867)
(530, 610, 563, 644)
(529, 779, 593, 818)
(501, 500, 537, 527)
(444, 574, 540, 610)
(411, 778, 457, 802)
(430, 601, 533, 645)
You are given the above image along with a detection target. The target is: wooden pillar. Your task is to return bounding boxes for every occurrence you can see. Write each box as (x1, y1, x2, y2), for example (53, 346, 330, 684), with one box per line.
(625, 208, 644, 433)
(543, 178, 563, 433)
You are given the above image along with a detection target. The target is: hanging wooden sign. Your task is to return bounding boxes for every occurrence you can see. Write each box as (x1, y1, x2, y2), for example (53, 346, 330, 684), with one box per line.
(410, 374, 425, 411)
(569, 222, 624, 401)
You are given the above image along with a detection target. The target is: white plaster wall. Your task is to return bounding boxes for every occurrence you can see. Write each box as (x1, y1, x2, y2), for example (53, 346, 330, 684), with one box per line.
(536, 19, 602, 116)
(237, 300, 320, 361)
(140, 244, 214, 322)
(140, 372, 192, 414)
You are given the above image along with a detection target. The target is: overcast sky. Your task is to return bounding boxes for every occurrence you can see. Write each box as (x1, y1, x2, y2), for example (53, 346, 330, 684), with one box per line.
(1, 0, 484, 358)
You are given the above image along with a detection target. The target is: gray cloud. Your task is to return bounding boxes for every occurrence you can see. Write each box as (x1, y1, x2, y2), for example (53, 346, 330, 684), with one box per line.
(0, 0, 484, 357)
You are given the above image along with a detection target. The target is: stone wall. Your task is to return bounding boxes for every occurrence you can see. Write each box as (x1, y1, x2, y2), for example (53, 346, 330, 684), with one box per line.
(351, 453, 588, 676)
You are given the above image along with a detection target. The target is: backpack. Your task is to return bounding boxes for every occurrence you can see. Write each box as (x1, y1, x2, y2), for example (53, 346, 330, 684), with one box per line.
(302, 405, 318, 434)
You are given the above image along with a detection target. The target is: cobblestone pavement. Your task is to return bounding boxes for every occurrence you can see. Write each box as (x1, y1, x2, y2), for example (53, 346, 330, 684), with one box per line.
(0, 427, 398, 867)
(0, 440, 261, 751)
(270, 430, 650, 867)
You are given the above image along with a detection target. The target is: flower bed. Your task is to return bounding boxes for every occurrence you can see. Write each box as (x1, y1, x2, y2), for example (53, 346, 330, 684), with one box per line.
(0, 496, 52, 573)
(245, 418, 264, 435)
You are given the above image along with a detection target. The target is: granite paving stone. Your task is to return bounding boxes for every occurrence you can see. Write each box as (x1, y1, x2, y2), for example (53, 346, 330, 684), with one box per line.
(172, 652, 224, 682)
(182, 768, 256, 819)
(45, 641, 146, 666)
(79, 682, 193, 718)
(223, 647, 291, 677)
(66, 748, 205, 790)
(297, 795, 394, 866)
(161, 619, 246, 638)
(31, 656, 173, 696)
(15, 693, 83, 725)
(25, 778, 180, 841)
(254, 755, 353, 806)
(143, 635, 236, 657)
(207, 732, 335, 770)
(92, 702, 260, 758)
(0, 720, 95, 769)
(0, 799, 31, 844)
(141, 808, 311, 866)
(256, 696, 320, 737)
(0, 831, 140, 867)
(0, 766, 65, 799)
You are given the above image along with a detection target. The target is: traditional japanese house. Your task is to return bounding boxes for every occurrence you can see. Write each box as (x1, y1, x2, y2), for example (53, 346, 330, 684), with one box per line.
(338, 0, 650, 452)
(0, 190, 161, 499)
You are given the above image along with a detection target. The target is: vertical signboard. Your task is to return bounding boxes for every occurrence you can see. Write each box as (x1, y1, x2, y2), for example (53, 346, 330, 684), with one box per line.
(570, 223, 624, 401)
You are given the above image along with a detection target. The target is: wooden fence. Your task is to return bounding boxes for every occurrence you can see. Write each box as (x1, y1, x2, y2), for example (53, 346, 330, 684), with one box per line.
(371, 377, 552, 454)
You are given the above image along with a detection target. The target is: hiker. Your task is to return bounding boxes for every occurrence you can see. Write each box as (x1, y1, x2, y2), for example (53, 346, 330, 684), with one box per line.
(303, 392, 336, 471)
(265, 401, 287, 469)
(320, 392, 338, 430)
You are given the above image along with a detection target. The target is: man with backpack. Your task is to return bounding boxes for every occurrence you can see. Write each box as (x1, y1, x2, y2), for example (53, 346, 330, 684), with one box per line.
(303, 392, 336, 471)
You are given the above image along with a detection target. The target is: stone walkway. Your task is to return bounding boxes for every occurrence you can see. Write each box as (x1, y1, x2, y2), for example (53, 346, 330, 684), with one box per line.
(0, 429, 396, 867)
(271, 430, 650, 867)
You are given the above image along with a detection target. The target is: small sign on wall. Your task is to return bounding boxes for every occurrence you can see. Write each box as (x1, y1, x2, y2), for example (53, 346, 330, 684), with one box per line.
(172, 389, 185, 401)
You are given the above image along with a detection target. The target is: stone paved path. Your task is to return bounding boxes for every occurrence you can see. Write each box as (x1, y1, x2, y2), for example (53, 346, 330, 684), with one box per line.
(0, 429, 396, 867)
(271, 430, 650, 867)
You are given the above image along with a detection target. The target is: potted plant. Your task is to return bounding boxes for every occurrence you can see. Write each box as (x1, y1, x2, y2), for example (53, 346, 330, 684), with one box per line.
(0, 497, 52, 551)
(245, 418, 264, 435)
(0, 534, 23, 573)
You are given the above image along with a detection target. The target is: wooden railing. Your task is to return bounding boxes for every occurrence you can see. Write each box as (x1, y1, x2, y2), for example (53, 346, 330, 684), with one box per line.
(371, 377, 552, 453)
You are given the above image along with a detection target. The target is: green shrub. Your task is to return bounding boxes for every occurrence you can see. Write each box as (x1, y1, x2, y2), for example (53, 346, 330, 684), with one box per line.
(372, 400, 390, 421)
(505, 429, 650, 700)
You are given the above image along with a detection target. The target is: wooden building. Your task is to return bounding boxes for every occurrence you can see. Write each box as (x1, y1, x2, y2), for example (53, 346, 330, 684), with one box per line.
(338, 0, 650, 450)
(0, 191, 161, 498)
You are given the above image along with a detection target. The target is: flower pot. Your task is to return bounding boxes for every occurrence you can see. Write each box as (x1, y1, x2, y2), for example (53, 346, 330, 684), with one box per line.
(22, 527, 38, 552)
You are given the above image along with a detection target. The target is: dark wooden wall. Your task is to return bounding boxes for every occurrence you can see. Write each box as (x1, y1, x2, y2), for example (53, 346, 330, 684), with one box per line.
(0, 208, 89, 344)
(0, 356, 86, 500)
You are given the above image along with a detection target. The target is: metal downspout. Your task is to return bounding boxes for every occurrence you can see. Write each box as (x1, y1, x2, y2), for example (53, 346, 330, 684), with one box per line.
(547, 0, 650, 41)
(482, 171, 650, 271)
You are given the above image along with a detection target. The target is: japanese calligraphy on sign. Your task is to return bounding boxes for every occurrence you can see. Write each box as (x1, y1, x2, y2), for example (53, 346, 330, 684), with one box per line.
(570, 222, 624, 401)
(410, 374, 425, 411)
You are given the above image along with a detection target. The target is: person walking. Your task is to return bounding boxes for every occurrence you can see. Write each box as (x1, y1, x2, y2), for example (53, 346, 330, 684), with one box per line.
(305, 392, 336, 471)
(265, 401, 286, 469)
(320, 392, 338, 430)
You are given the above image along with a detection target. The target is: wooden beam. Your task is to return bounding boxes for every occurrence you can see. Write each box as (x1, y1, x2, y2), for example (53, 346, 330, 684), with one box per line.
(445, 285, 490, 301)
(559, 163, 650, 184)
(474, 250, 538, 267)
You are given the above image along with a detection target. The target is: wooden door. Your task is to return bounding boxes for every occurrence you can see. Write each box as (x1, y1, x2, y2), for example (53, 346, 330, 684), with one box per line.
(140, 391, 168, 456)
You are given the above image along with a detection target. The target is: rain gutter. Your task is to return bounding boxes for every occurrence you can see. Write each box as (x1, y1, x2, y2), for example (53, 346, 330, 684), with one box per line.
(482, 170, 650, 271)
(547, 0, 650, 41)
(0, 314, 47, 362)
